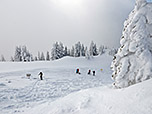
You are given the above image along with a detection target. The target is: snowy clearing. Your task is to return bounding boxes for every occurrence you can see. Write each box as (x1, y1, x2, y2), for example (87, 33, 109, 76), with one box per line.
(0, 55, 113, 114)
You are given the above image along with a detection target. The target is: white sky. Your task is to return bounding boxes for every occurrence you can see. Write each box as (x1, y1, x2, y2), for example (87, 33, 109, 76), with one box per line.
(0, 0, 135, 60)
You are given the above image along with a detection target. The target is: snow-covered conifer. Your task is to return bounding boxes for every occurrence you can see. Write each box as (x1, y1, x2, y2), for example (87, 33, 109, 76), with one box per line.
(41, 52, 45, 61)
(81, 44, 85, 56)
(109, 48, 117, 56)
(10, 56, 14, 62)
(38, 52, 41, 61)
(46, 51, 50, 61)
(99, 45, 105, 55)
(85, 50, 90, 60)
(1, 55, 5, 62)
(59, 42, 64, 58)
(111, 0, 152, 88)
(70, 46, 75, 57)
(89, 41, 98, 57)
(35, 56, 38, 61)
(74, 42, 81, 57)
(64, 46, 68, 56)
(14, 46, 22, 62)
(67, 49, 70, 56)
(51, 42, 61, 60)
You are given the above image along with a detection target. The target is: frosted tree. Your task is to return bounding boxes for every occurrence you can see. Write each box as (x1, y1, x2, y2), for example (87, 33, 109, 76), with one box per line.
(30, 54, 34, 61)
(51, 42, 62, 60)
(11, 56, 14, 62)
(41, 52, 45, 61)
(93, 43, 98, 56)
(14, 46, 22, 62)
(111, 0, 152, 88)
(67, 49, 70, 56)
(70, 46, 75, 57)
(89, 41, 98, 57)
(99, 45, 105, 55)
(109, 48, 117, 56)
(13, 45, 32, 62)
(85, 50, 90, 60)
(84, 46, 87, 57)
(74, 42, 81, 57)
(64, 46, 68, 56)
(38, 52, 41, 61)
(46, 51, 50, 61)
(21, 46, 27, 61)
(1, 55, 5, 62)
(81, 44, 85, 56)
(59, 42, 64, 58)
(89, 41, 94, 57)
(21, 46, 32, 62)
(35, 56, 38, 61)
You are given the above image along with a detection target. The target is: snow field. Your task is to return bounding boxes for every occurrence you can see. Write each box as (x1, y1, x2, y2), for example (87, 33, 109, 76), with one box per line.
(0, 55, 113, 114)
(24, 79, 152, 114)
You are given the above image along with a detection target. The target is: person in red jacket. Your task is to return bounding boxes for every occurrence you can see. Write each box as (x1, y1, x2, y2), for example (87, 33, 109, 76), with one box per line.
(88, 70, 91, 75)
(76, 68, 81, 74)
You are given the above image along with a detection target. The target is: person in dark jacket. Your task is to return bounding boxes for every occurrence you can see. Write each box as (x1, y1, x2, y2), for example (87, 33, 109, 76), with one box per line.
(93, 71, 96, 76)
(88, 70, 91, 75)
(39, 72, 43, 80)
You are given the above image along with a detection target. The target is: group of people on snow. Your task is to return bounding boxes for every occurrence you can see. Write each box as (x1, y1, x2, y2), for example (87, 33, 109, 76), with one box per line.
(27, 68, 98, 81)
(76, 68, 96, 76)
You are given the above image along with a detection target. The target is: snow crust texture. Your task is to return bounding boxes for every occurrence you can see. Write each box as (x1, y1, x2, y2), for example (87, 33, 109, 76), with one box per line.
(24, 78, 152, 114)
(111, 0, 152, 88)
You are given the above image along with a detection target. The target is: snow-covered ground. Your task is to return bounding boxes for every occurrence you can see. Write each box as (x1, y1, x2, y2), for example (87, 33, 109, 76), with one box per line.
(0, 54, 113, 114)
(1, 54, 152, 114)
(24, 78, 152, 114)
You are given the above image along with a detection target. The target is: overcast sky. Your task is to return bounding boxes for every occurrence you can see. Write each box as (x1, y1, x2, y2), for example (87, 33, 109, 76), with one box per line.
(0, 0, 135, 60)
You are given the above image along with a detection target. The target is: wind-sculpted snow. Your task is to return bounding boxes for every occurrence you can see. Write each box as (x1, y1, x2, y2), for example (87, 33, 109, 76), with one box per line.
(0, 55, 113, 114)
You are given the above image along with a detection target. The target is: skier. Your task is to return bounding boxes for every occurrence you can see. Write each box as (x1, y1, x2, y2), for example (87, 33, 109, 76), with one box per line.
(76, 68, 81, 74)
(88, 70, 91, 75)
(93, 71, 96, 76)
(39, 72, 43, 80)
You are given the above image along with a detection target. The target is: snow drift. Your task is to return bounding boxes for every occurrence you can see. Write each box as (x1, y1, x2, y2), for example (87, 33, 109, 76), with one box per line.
(23, 78, 152, 114)
(111, 0, 152, 88)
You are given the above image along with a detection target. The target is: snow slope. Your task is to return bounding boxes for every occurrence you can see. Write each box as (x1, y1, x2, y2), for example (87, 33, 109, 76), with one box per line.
(24, 78, 152, 114)
(1, 54, 152, 114)
(0, 54, 113, 114)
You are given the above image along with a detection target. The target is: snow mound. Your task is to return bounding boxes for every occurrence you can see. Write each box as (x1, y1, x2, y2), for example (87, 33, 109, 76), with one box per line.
(24, 78, 152, 114)
(111, 0, 152, 88)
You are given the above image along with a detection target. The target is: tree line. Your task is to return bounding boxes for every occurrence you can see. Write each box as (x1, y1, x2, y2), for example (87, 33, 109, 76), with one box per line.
(0, 41, 117, 62)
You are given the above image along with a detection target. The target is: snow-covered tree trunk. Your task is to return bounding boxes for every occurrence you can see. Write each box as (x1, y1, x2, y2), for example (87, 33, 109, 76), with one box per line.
(111, 0, 152, 88)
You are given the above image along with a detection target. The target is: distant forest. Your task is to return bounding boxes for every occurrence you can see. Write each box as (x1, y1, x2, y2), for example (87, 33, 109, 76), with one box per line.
(0, 41, 117, 62)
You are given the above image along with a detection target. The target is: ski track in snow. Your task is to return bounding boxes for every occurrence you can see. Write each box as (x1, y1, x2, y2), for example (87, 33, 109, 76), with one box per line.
(0, 66, 112, 114)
